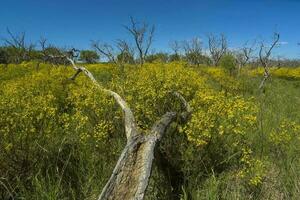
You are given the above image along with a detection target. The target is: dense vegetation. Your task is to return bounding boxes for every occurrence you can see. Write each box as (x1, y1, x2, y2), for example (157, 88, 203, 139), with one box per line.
(0, 61, 299, 199)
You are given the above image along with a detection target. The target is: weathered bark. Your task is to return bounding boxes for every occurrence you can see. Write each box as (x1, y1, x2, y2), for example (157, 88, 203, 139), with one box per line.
(99, 112, 177, 200)
(62, 51, 192, 200)
(66, 56, 138, 140)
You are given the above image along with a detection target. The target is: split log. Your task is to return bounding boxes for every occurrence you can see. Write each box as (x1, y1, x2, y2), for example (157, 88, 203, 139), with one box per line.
(98, 112, 177, 200)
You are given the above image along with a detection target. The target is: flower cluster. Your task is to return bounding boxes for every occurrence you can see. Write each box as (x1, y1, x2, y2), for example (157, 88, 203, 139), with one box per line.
(237, 147, 265, 186)
(184, 90, 257, 147)
(249, 67, 300, 79)
(269, 119, 300, 145)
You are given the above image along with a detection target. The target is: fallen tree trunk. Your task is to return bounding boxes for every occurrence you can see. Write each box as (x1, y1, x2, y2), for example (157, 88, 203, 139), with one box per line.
(62, 50, 191, 200)
(99, 112, 177, 200)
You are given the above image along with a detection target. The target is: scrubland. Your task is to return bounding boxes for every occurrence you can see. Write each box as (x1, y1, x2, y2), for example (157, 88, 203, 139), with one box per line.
(0, 62, 299, 199)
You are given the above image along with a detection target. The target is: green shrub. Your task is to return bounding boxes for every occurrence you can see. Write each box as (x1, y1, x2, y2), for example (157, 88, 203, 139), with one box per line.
(220, 54, 237, 76)
(79, 50, 99, 63)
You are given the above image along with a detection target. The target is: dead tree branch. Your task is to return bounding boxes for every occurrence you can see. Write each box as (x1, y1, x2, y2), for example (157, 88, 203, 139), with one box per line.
(169, 40, 181, 55)
(208, 33, 227, 66)
(92, 40, 134, 71)
(92, 42, 117, 64)
(3, 28, 35, 63)
(56, 49, 191, 200)
(258, 32, 280, 89)
(65, 50, 137, 139)
(38, 38, 68, 65)
(182, 37, 204, 65)
(124, 16, 155, 66)
(234, 41, 256, 74)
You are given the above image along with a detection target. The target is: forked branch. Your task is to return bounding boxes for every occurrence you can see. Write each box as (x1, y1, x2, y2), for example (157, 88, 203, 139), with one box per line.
(258, 32, 280, 89)
(63, 49, 138, 139)
(55, 50, 191, 200)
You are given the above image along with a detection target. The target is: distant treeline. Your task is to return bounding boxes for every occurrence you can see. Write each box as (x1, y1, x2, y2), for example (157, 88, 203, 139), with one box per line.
(1, 20, 300, 68)
(1, 44, 300, 67)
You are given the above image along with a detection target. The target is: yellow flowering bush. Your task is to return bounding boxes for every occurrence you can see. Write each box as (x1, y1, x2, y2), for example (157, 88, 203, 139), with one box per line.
(121, 63, 206, 129)
(184, 91, 257, 147)
(64, 81, 120, 146)
(117, 64, 263, 188)
(248, 67, 300, 79)
(180, 88, 262, 186)
(0, 64, 124, 193)
(1, 61, 299, 198)
(200, 67, 243, 93)
(237, 147, 265, 187)
(269, 119, 300, 146)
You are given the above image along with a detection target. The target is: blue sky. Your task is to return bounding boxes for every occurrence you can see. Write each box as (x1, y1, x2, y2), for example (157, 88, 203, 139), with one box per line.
(0, 0, 300, 58)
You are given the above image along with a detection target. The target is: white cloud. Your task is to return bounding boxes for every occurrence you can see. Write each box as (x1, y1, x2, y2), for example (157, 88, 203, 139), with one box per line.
(278, 41, 288, 45)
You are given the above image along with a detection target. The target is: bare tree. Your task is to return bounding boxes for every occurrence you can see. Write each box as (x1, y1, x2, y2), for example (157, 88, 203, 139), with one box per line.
(51, 49, 191, 200)
(169, 40, 182, 62)
(208, 33, 227, 66)
(182, 37, 207, 66)
(3, 28, 35, 63)
(92, 41, 118, 64)
(124, 17, 155, 66)
(92, 39, 134, 72)
(258, 32, 280, 89)
(39, 37, 47, 52)
(183, 38, 202, 55)
(170, 39, 210, 65)
(115, 39, 135, 64)
(38, 37, 67, 65)
(234, 41, 256, 74)
(169, 40, 181, 55)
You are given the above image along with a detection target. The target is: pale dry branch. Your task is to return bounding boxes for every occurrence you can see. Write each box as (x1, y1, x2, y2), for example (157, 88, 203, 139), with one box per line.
(258, 32, 280, 89)
(53, 51, 191, 200)
(66, 56, 138, 139)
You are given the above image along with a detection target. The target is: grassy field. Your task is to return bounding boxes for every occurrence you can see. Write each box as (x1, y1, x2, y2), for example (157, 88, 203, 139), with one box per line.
(0, 62, 299, 199)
